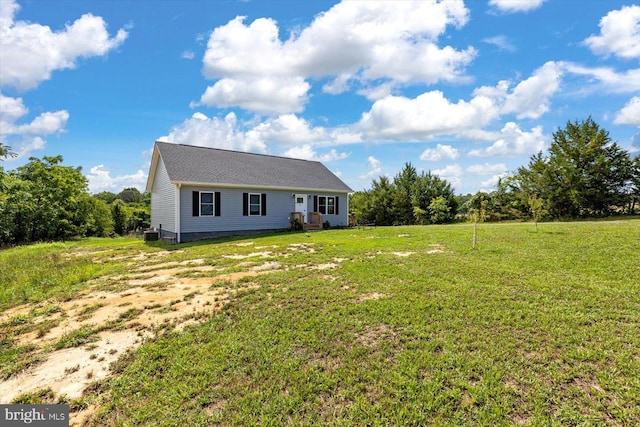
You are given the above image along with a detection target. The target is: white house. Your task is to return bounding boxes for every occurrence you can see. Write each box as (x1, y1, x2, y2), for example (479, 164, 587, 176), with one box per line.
(145, 141, 353, 243)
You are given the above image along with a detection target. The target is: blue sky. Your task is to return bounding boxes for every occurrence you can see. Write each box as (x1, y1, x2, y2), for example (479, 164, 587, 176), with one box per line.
(1, 0, 639, 195)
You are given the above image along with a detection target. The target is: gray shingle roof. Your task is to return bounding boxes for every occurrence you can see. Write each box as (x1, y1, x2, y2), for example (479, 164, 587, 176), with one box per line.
(154, 141, 352, 192)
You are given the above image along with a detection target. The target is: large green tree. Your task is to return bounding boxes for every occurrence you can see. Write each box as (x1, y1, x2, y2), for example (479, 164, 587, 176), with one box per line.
(392, 163, 419, 225)
(0, 155, 115, 245)
(411, 171, 457, 224)
(117, 187, 143, 203)
(349, 163, 457, 226)
(514, 118, 635, 217)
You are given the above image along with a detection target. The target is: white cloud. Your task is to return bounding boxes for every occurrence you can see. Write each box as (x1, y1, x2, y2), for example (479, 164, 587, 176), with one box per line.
(359, 90, 498, 140)
(160, 112, 361, 153)
(468, 122, 545, 157)
(420, 144, 459, 161)
(199, 1, 475, 114)
(480, 172, 509, 189)
(181, 50, 195, 60)
(432, 164, 463, 189)
(282, 144, 349, 162)
(584, 5, 640, 60)
(489, 0, 546, 13)
(356, 63, 564, 143)
(0, 91, 27, 122)
(14, 111, 69, 135)
(0, 0, 128, 91)
(482, 35, 516, 52)
(11, 136, 45, 160)
(0, 1, 126, 159)
(0, 92, 68, 159)
(322, 73, 351, 95)
(614, 97, 640, 126)
(159, 112, 267, 153)
(501, 61, 563, 119)
(359, 156, 382, 180)
(86, 165, 147, 194)
(466, 163, 508, 175)
(250, 114, 329, 145)
(563, 63, 640, 94)
(357, 82, 395, 102)
(195, 76, 310, 114)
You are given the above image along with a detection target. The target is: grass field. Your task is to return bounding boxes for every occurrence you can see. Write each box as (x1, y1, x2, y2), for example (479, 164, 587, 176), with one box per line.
(1, 220, 639, 425)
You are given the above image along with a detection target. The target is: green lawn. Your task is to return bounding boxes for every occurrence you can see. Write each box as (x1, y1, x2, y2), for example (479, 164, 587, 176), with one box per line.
(2, 221, 639, 425)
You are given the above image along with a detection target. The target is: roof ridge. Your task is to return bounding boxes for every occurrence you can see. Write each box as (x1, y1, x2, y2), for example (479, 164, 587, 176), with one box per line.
(155, 140, 321, 164)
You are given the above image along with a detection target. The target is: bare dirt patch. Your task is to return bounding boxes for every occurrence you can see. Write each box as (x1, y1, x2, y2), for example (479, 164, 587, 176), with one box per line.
(223, 251, 273, 259)
(391, 251, 415, 257)
(426, 244, 446, 254)
(311, 263, 339, 270)
(356, 323, 396, 347)
(0, 257, 282, 421)
(357, 292, 389, 303)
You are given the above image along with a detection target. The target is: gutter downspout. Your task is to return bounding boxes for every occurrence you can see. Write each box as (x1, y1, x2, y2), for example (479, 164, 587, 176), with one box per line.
(175, 183, 181, 244)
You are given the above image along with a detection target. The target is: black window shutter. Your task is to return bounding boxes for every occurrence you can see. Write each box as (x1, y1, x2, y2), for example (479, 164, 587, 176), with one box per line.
(335, 196, 339, 215)
(313, 195, 318, 212)
(261, 193, 267, 216)
(192, 191, 199, 216)
(215, 192, 221, 217)
(243, 193, 248, 216)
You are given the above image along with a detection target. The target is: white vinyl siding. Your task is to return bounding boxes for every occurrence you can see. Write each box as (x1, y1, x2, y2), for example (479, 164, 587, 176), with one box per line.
(180, 187, 290, 234)
(150, 158, 175, 233)
(177, 187, 350, 241)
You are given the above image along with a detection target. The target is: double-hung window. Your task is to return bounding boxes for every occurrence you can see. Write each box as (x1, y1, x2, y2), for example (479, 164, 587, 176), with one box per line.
(327, 197, 335, 215)
(200, 192, 214, 216)
(243, 192, 267, 216)
(249, 193, 261, 216)
(318, 196, 335, 215)
(192, 191, 220, 217)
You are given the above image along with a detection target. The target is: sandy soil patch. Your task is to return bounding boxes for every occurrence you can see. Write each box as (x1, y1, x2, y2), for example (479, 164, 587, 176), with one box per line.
(426, 244, 446, 254)
(357, 292, 388, 303)
(223, 251, 273, 259)
(0, 257, 282, 416)
(311, 263, 338, 270)
(287, 243, 315, 253)
(391, 251, 415, 257)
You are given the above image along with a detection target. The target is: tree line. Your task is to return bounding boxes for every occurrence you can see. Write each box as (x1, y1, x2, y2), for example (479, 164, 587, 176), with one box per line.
(350, 118, 640, 225)
(2, 117, 639, 245)
(0, 148, 149, 246)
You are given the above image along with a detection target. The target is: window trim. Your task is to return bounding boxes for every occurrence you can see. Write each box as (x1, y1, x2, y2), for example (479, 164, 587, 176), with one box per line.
(192, 190, 220, 217)
(318, 196, 335, 215)
(249, 193, 262, 216)
(200, 191, 214, 216)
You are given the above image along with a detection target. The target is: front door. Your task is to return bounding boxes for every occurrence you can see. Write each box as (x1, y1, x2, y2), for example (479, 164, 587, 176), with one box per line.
(294, 194, 308, 223)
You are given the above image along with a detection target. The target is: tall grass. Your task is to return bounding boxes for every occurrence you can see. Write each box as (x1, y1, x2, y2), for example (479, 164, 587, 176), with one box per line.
(0, 238, 149, 310)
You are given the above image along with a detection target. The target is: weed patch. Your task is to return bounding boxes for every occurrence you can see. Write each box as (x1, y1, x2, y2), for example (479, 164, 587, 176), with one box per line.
(55, 326, 98, 350)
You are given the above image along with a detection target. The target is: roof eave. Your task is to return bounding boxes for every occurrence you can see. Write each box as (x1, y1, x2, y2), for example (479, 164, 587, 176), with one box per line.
(145, 144, 160, 193)
(170, 180, 352, 194)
